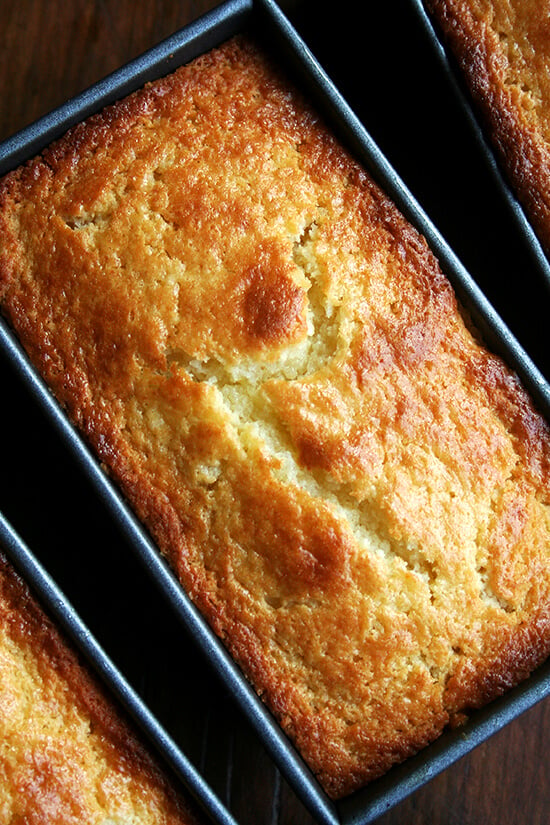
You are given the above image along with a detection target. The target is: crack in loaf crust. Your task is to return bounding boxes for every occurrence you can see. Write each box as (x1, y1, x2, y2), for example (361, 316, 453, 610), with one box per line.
(0, 554, 205, 823)
(1, 34, 550, 799)
(425, 0, 550, 257)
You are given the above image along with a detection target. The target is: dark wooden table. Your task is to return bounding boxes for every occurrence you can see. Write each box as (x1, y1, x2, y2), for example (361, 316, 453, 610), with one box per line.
(1, 2, 549, 824)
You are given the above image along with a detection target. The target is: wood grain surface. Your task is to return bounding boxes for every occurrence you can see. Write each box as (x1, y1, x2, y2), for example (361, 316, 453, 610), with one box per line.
(1, 1, 549, 824)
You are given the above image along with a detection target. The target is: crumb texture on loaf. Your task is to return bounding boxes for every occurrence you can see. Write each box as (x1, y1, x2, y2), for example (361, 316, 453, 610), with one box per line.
(0, 555, 204, 823)
(425, 0, 550, 256)
(1, 35, 550, 799)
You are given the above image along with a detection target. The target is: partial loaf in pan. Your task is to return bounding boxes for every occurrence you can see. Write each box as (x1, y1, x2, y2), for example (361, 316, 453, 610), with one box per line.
(425, 0, 550, 258)
(1, 34, 549, 799)
(0, 551, 207, 823)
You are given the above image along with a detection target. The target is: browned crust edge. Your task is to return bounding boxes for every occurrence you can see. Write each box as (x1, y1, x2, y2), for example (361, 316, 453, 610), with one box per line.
(425, 0, 550, 257)
(0, 552, 204, 823)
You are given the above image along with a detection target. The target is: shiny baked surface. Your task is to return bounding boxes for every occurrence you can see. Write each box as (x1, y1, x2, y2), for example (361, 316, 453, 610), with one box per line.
(1, 35, 549, 799)
(426, 0, 550, 256)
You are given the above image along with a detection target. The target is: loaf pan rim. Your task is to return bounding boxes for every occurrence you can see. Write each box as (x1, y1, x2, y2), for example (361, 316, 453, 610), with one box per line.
(0, 510, 240, 825)
(411, 0, 550, 289)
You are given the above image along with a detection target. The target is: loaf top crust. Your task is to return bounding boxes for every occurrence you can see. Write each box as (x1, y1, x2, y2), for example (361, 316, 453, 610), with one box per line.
(0, 553, 205, 823)
(425, 0, 550, 256)
(1, 35, 550, 799)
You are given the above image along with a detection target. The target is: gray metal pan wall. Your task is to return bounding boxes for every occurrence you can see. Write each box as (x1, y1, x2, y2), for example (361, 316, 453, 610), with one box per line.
(0, 512, 239, 825)
(409, 0, 550, 288)
(1, 1, 550, 823)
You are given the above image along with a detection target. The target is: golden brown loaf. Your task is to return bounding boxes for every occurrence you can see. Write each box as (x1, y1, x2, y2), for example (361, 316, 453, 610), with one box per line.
(425, 0, 550, 257)
(0, 553, 206, 823)
(1, 35, 550, 799)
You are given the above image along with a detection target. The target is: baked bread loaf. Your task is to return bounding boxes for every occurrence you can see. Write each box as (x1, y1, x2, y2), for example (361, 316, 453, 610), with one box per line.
(1, 34, 550, 799)
(0, 551, 207, 823)
(425, 0, 550, 258)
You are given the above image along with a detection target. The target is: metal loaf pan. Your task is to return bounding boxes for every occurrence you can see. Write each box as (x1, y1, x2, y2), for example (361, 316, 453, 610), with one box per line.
(0, 512, 238, 825)
(410, 0, 550, 290)
(1, 1, 550, 823)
